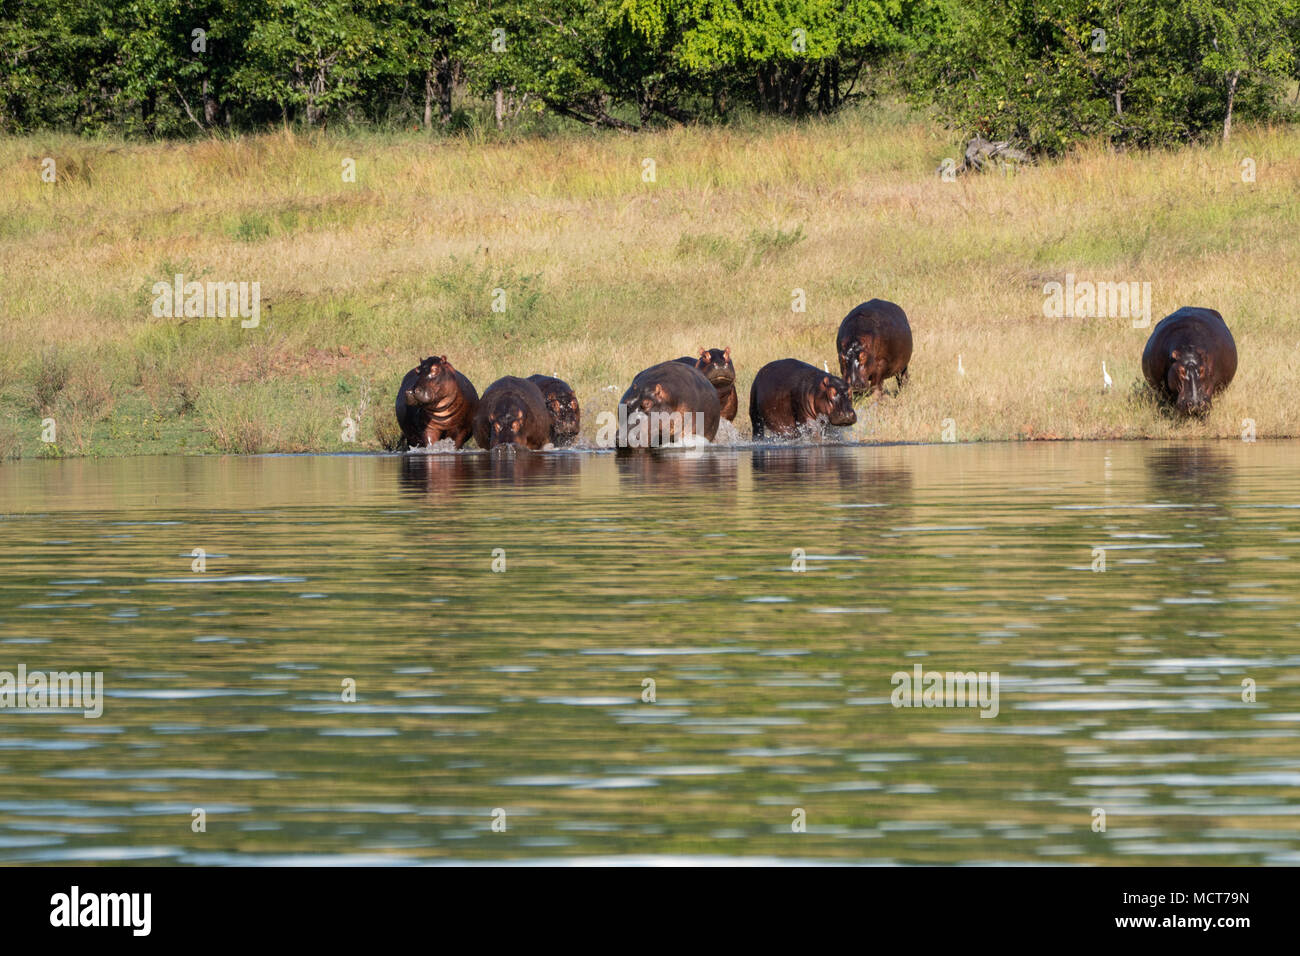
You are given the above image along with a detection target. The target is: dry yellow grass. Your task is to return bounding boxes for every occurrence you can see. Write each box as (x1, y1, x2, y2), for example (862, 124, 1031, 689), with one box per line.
(3, 105, 1300, 456)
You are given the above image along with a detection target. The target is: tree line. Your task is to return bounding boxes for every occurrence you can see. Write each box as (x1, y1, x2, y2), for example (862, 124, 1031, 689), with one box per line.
(2, 0, 1297, 152)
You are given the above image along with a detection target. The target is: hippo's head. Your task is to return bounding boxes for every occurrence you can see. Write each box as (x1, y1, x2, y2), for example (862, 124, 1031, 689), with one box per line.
(405, 356, 458, 407)
(488, 399, 529, 448)
(813, 374, 857, 427)
(694, 348, 735, 387)
(1168, 347, 1212, 416)
(623, 382, 694, 444)
(838, 337, 879, 393)
(628, 382, 671, 419)
(543, 389, 580, 443)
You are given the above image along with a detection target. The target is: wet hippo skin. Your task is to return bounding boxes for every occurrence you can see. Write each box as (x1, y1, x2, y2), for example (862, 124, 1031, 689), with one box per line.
(527, 374, 581, 446)
(395, 355, 479, 449)
(673, 348, 737, 421)
(473, 376, 553, 450)
(619, 360, 721, 448)
(836, 299, 913, 397)
(749, 358, 856, 439)
(1141, 307, 1237, 417)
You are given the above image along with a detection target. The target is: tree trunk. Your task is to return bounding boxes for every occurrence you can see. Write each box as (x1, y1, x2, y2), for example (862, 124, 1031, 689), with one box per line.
(424, 57, 453, 128)
(494, 85, 504, 130)
(1223, 70, 1239, 143)
(423, 69, 434, 129)
(202, 78, 218, 126)
(436, 58, 453, 123)
(788, 64, 800, 115)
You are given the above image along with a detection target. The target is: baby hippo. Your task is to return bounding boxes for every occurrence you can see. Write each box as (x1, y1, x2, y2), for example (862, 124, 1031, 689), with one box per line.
(526, 374, 581, 446)
(749, 359, 857, 439)
(837, 299, 913, 396)
(1141, 307, 1237, 417)
(617, 360, 721, 449)
(674, 348, 738, 421)
(473, 376, 553, 450)
(395, 355, 479, 449)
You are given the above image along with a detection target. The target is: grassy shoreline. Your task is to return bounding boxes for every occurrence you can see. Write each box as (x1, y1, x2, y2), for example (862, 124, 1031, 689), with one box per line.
(4, 105, 1300, 460)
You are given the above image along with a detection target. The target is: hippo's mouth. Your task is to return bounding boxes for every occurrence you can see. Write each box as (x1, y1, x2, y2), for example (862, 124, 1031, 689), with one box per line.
(1175, 370, 1208, 414)
(830, 410, 857, 427)
(841, 366, 870, 391)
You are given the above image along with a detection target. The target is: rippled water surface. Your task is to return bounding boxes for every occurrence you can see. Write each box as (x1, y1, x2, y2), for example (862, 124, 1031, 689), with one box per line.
(2, 441, 1299, 864)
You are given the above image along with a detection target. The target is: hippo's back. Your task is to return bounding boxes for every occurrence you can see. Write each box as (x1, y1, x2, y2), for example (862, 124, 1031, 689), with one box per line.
(1142, 307, 1236, 390)
(838, 299, 911, 344)
(621, 361, 713, 407)
(621, 361, 720, 441)
(394, 366, 421, 421)
(752, 358, 819, 400)
(456, 370, 481, 407)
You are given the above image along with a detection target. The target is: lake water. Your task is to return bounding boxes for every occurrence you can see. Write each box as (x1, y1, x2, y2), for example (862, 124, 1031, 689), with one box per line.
(1, 441, 1299, 865)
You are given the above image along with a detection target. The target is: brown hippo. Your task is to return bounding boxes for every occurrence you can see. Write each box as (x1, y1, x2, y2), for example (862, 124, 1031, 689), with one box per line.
(615, 361, 720, 449)
(836, 299, 913, 396)
(1142, 307, 1237, 416)
(472, 376, 553, 450)
(526, 374, 581, 446)
(395, 355, 479, 449)
(674, 348, 738, 421)
(749, 359, 857, 439)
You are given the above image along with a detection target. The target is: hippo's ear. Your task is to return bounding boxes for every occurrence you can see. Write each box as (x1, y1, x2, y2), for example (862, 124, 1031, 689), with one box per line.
(1171, 349, 1181, 361)
(698, 348, 708, 361)
(822, 375, 832, 389)
(651, 383, 668, 401)
(723, 347, 731, 362)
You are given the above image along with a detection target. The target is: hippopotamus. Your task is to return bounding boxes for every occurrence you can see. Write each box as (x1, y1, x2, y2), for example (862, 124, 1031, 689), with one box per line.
(472, 376, 553, 450)
(526, 374, 581, 446)
(836, 299, 913, 396)
(749, 359, 857, 439)
(616, 360, 720, 449)
(1142, 307, 1237, 416)
(674, 348, 738, 421)
(395, 355, 479, 449)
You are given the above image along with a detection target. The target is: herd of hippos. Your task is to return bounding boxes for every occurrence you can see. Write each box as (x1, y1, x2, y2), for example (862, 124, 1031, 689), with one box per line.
(395, 299, 1239, 451)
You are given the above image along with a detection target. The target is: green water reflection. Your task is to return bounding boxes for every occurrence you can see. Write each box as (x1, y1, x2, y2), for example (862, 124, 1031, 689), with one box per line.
(0, 441, 1298, 864)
